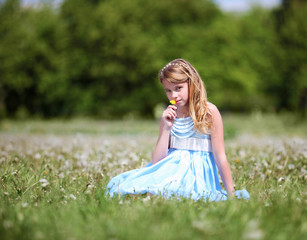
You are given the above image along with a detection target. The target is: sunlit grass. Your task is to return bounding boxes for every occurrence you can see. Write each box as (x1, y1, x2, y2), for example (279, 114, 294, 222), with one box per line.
(0, 114, 306, 240)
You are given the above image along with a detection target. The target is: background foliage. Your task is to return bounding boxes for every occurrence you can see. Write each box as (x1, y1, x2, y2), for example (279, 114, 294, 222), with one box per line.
(0, 0, 306, 118)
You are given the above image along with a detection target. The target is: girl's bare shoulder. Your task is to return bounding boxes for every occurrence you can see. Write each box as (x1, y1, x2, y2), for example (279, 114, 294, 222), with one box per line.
(207, 102, 219, 114)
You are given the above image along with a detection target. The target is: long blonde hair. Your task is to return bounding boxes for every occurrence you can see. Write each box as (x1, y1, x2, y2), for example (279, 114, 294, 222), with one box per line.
(159, 58, 212, 134)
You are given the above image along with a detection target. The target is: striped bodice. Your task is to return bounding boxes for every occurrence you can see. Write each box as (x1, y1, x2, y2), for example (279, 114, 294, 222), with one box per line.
(170, 117, 212, 152)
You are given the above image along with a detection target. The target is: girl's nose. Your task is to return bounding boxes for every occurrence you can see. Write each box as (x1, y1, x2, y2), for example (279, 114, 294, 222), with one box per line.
(171, 92, 178, 99)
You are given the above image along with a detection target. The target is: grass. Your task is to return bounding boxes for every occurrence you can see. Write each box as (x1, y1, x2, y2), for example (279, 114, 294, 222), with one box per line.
(0, 114, 306, 240)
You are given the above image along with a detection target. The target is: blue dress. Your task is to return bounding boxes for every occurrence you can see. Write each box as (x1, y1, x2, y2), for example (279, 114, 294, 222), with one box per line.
(106, 117, 249, 201)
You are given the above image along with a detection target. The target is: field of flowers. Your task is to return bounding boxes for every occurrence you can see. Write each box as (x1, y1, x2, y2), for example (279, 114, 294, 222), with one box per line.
(0, 114, 306, 240)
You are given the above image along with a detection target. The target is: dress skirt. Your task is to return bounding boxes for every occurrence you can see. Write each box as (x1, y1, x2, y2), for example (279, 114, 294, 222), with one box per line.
(106, 148, 249, 201)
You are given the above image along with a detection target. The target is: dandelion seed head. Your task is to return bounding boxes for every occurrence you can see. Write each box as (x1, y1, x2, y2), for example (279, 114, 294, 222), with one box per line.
(288, 164, 295, 170)
(58, 172, 65, 179)
(142, 196, 151, 203)
(69, 194, 76, 200)
(39, 178, 49, 187)
(242, 219, 264, 240)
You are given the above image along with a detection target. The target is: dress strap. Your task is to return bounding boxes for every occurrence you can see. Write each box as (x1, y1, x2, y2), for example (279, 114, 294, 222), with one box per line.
(169, 135, 212, 152)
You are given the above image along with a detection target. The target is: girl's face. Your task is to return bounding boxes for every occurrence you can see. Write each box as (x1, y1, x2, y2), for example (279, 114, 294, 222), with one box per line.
(162, 80, 189, 108)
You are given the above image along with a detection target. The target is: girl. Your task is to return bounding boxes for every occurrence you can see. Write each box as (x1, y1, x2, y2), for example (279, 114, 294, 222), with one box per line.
(106, 59, 249, 201)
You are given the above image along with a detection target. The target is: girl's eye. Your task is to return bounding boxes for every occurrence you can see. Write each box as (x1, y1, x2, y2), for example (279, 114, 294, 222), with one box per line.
(176, 87, 182, 91)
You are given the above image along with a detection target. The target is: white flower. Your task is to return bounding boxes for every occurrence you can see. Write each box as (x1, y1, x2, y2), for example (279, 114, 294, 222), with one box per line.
(142, 196, 151, 203)
(58, 172, 65, 179)
(69, 194, 76, 200)
(22, 202, 28, 208)
(242, 219, 264, 240)
(39, 178, 49, 187)
(288, 164, 295, 170)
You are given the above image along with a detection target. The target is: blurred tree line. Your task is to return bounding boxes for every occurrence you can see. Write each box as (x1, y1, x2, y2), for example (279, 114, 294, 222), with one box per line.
(0, 0, 306, 119)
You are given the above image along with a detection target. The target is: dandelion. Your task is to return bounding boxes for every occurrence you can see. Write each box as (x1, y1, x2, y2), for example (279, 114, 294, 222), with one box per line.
(170, 100, 176, 105)
(242, 219, 264, 240)
(235, 158, 241, 163)
(264, 202, 271, 207)
(105, 152, 112, 159)
(142, 196, 151, 203)
(192, 220, 205, 231)
(288, 164, 295, 170)
(278, 177, 285, 183)
(58, 172, 65, 179)
(69, 194, 76, 200)
(87, 184, 93, 189)
(39, 178, 49, 187)
(85, 184, 94, 195)
(22, 202, 28, 208)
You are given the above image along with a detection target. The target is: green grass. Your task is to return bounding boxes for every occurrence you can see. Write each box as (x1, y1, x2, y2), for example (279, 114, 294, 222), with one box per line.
(0, 114, 306, 240)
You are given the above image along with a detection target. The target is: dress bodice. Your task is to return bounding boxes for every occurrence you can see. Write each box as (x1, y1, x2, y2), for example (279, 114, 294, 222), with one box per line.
(170, 117, 212, 152)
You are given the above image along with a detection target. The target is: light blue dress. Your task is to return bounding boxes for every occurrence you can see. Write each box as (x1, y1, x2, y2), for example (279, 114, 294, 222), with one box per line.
(106, 117, 249, 201)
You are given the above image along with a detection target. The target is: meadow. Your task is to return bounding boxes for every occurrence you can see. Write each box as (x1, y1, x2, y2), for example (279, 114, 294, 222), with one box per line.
(0, 114, 306, 240)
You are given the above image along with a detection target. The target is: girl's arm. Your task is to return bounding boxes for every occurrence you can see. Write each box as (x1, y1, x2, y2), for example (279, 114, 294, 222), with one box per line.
(209, 103, 235, 198)
(152, 105, 177, 164)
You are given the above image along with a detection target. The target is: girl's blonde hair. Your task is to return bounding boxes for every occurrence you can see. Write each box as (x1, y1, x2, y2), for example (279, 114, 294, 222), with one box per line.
(159, 58, 212, 134)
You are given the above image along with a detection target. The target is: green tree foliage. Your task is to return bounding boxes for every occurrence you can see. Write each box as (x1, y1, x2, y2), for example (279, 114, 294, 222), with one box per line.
(0, 0, 67, 117)
(0, 0, 306, 118)
(273, 0, 307, 113)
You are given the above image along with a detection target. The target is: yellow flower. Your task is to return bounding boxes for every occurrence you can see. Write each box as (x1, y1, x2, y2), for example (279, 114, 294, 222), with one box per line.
(170, 100, 176, 105)
(235, 158, 241, 163)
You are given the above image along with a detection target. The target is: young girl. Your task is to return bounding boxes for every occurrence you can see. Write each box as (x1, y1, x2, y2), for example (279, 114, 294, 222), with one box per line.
(106, 59, 249, 201)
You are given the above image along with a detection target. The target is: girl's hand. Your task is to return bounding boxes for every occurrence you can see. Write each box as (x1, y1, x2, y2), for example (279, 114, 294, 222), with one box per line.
(161, 105, 177, 130)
